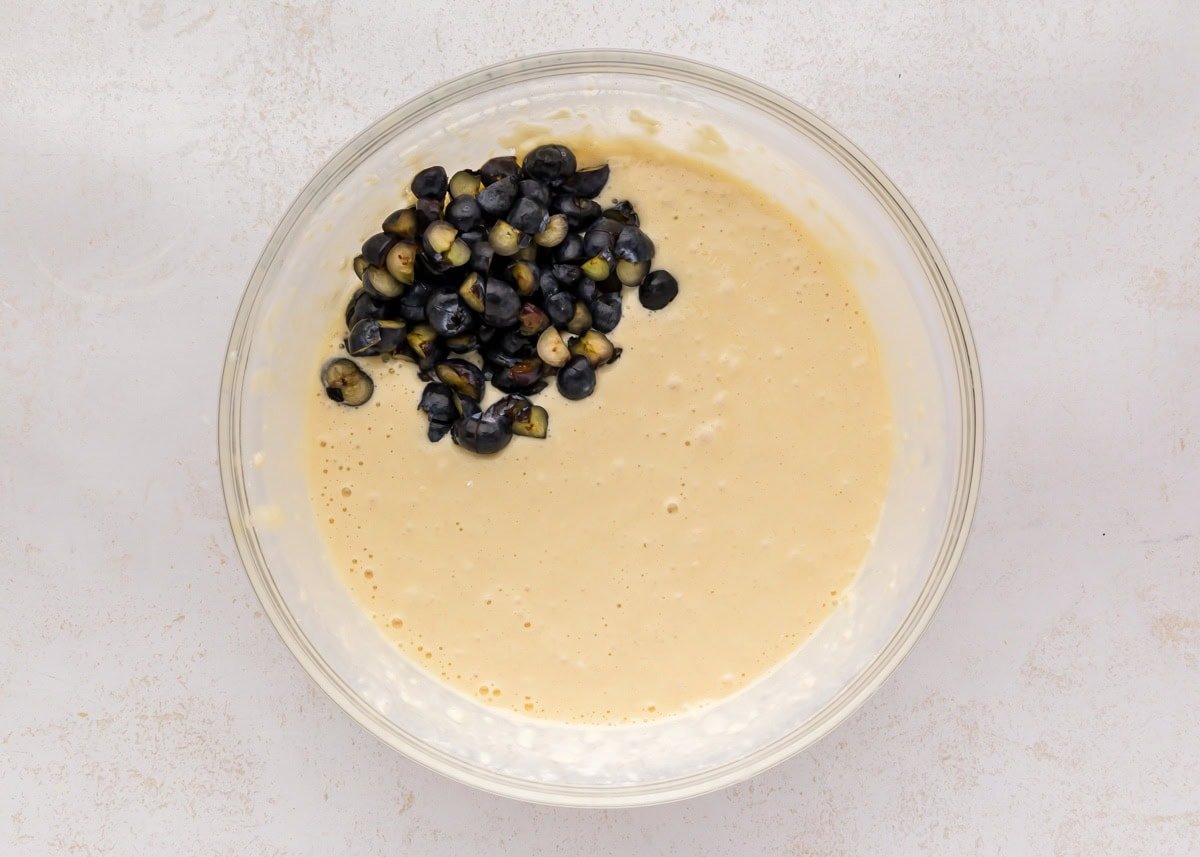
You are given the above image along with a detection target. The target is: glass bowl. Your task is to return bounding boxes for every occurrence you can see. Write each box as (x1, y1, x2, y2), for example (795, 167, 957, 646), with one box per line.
(218, 50, 982, 807)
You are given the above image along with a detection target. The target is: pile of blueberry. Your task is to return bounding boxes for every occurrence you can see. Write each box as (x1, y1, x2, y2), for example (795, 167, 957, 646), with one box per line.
(320, 143, 679, 454)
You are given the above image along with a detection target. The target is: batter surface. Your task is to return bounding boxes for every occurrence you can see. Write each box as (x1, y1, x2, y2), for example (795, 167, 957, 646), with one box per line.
(308, 138, 893, 723)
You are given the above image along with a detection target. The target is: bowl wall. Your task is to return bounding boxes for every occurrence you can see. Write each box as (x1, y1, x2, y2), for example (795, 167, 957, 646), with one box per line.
(219, 51, 982, 806)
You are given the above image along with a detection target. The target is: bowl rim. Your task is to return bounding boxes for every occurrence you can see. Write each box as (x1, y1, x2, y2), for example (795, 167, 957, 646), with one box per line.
(218, 48, 984, 807)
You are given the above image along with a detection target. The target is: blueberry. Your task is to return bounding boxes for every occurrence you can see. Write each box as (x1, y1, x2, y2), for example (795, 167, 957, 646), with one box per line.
(551, 263, 582, 288)
(425, 291, 474, 337)
(434, 359, 485, 400)
(538, 269, 562, 297)
(451, 412, 512, 454)
(583, 227, 615, 257)
(478, 176, 518, 218)
(575, 278, 598, 304)
(602, 200, 639, 226)
(397, 281, 431, 323)
(445, 196, 483, 231)
(564, 164, 610, 198)
(556, 355, 596, 400)
(614, 226, 655, 263)
(521, 144, 577, 185)
(418, 382, 456, 423)
(554, 195, 601, 228)
(361, 232, 397, 267)
(346, 318, 383, 356)
(545, 291, 574, 326)
(518, 179, 551, 206)
(479, 155, 519, 185)
(345, 289, 384, 329)
(414, 196, 443, 228)
(508, 197, 549, 233)
(590, 293, 622, 333)
(483, 278, 521, 327)
(448, 169, 481, 198)
(638, 270, 678, 310)
(553, 233, 586, 264)
(491, 358, 545, 394)
(322, 358, 373, 407)
(411, 165, 448, 200)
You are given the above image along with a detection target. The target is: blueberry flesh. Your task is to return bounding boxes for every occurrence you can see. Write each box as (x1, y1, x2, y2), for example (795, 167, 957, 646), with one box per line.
(411, 165, 448, 200)
(407, 323, 446, 372)
(565, 300, 592, 335)
(580, 253, 611, 283)
(451, 412, 512, 454)
(361, 264, 403, 300)
(435, 358, 485, 400)
(322, 358, 373, 406)
(487, 220, 522, 257)
(533, 213, 568, 248)
(382, 207, 420, 240)
(590, 292, 622, 333)
(639, 270, 679, 310)
(492, 358, 545, 394)
(507, 260, 539, 296)
(448, 169, 481, 199)
(511, 404, 549, 439)
(517, 302, 550, 336)
(521, 144, 577, 185)
(477, 176, 518, 218)
(556, 355, 596, 400)
(445, 333, 479, 354)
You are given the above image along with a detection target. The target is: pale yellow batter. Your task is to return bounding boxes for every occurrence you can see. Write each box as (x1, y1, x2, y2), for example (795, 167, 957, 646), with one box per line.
(307, 138, 893, 723)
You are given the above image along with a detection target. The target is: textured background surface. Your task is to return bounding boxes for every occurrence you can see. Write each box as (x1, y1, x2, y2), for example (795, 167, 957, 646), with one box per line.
(2, 1, 1198, 854)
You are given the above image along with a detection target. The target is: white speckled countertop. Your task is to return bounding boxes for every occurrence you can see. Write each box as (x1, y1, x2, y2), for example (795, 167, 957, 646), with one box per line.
(2, 2, 1198, 854)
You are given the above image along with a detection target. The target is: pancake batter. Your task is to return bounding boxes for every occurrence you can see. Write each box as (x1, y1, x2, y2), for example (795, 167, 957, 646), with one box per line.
(307, 138, 893, 723)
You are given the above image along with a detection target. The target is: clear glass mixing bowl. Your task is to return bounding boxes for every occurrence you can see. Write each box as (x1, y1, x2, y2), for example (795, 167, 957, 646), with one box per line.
(218, 50, 982, 806)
